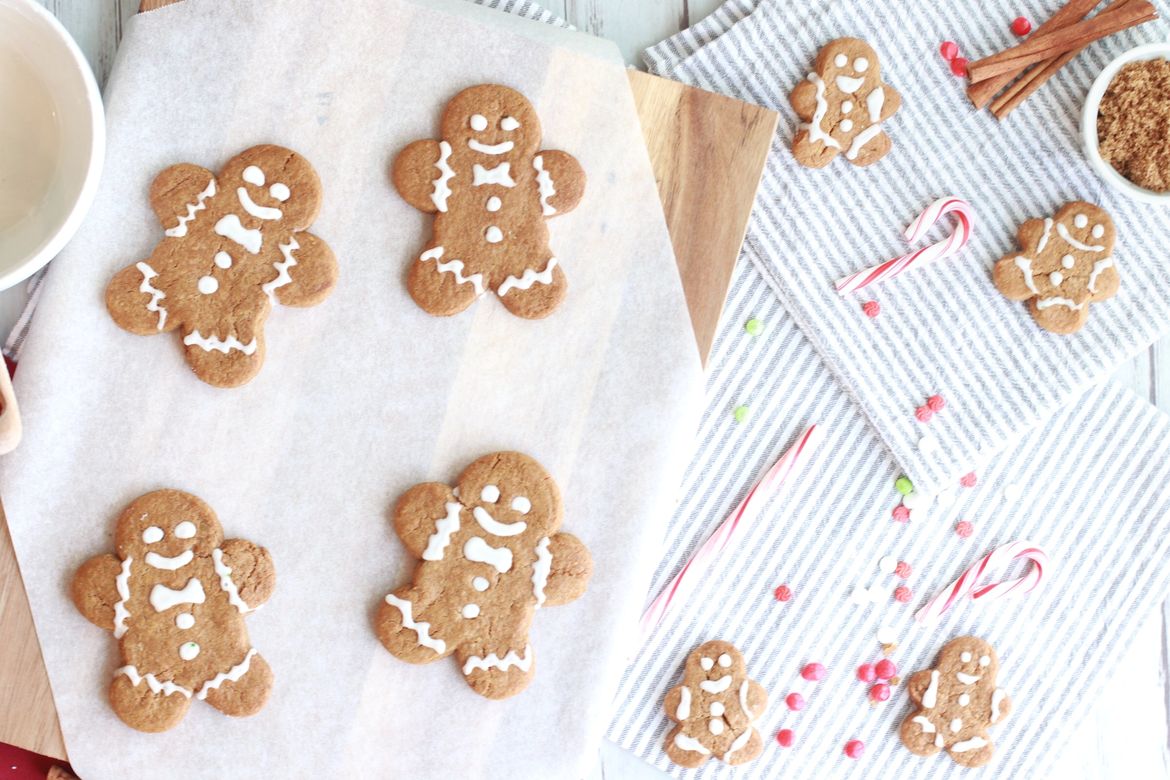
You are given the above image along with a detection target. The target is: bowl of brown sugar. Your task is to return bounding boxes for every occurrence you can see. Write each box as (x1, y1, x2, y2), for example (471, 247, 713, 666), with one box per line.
(1084, 42, 1170, 204)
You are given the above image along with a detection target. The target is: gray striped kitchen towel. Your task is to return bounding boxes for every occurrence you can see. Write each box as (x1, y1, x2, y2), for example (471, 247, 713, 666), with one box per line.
(646, 0, 1170, 497)
(606, 258, 1170, 780)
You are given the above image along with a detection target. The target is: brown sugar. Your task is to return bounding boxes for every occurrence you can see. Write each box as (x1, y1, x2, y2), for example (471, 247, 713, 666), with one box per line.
(1097, 59, 1170, 192)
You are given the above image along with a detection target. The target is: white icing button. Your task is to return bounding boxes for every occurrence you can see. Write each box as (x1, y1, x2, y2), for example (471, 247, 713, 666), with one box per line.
(179, 642, 200, 661)
(1092, 224, 1105, 238)
(709, 718, 724, 735)
(461, 603, 480, 619)
(980, 655, 991, 667)
(1062, 254, 1075, 269)
(511, 496, 531, 514)
(1049, 271, 1064, 287)
(841, 101, 854, 113)
(214, 251, 232, 269)
(718, 653, 732, 667)
(700, 657, 715, 671)
(142, 526, 164, 544)
(197, 275, 218, 295)
(269, 182, 290, 202)
(960, 651, 972, 662)
(472, 576, 489, 592)
(486, 196, 502, 212)
(919, 435, 940, 454)
(1074, 214, 1088, 228)
(1004, 483, 1024, 502)
(242, 165, 265, 186)
(878, 555, 897, 574)
(174, 520, 196, 539)
(710, 702, 725, 716)
(876, 625, 897, 644)
(176, 613, 195, 630)
(840, 119, 854, 132)
(501, 116, 520, 131)
(834, 53, 848, 67)
(480, 485, 500, 503)
(854, 57, 869, 72)
(470, 114, 488, 131)
(959, 693, 970, 706)
(935, 489, 956, 509)
(485, 226, 504, 243)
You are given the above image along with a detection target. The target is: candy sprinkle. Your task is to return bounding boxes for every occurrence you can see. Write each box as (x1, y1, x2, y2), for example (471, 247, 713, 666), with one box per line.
(857, 663, 876, 683)
(774, 584, 793, 602)
(927, 394, 946, 412)
(895, 560, 912, 579)
(734, 405, 750, 424)
(895, 476, 914, 495)
(960, 472, 978, 488)
(950, 57, 970, 78)
(801, 662, 827, 682)
(915, 405, 934, 423)
(875, 659, 898, 680)
(955, 520, 974, 538)
(1012, 16, 1032, 36)
(776, 729, 795, 748)
(786, 692, 806, 711)
(845, 740, 865, 759)
(894, 585, 912, 603)
(869, 682, 891, 702)
(862, 300, 881, 318)
(892, 504, 910, 523)
(939, 40, 959, 61)
(745, 318, 764, 336)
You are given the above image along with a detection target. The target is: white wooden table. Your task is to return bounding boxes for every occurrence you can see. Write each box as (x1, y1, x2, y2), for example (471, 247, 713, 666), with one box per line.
(21, 2, 1170, 778)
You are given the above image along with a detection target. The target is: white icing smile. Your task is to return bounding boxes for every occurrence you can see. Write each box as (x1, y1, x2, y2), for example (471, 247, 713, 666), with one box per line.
(468, 139, 515, 155)
(472, 506, 527, 537)
(836, 75, 865, 93)
(956, 672, 981, 685)
(236, 187, 283, 221)
(699, 675, 732, 693)
(145, 550, 194, 570)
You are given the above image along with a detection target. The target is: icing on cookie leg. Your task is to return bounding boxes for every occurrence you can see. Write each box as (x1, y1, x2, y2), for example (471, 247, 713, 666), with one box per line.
(497, 257, 566, 320)
(199, 650, 274, 717)
(109, 669, 193, 733)
(407, 246, 484, 317)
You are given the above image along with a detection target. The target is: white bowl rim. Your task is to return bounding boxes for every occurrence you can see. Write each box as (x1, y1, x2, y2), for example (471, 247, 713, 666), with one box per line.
(1082, 41, 1170, 205)
(0, 0, 105, 290)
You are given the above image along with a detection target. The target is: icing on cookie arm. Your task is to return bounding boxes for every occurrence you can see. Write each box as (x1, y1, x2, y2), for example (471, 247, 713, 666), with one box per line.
(533, 150, 585, 216)
(392, 140, 446, 214)
(993, 252, 1038, 301)
(71, 554, 124, 631)
(149, 164, 216, 233)
(663, 685, 685, 723)
(540, 532, 593, 607)
(906, 669, 934, 705)
(217, 539, 276, 610)
(393, 482, 461, 559)
(264, 231, 338, 308)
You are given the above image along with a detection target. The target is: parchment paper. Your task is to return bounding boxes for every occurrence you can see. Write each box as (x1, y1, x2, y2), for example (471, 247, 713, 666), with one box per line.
(0, 1, 703, 777)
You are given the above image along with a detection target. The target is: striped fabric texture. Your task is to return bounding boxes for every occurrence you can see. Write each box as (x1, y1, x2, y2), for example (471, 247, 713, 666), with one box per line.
(649, 0, 1170, 497)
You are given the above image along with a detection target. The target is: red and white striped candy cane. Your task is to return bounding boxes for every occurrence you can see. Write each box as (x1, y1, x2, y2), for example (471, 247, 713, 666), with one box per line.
(638, 425, 823, 644)
(835, 196, 975, 295)
(915, 540, 1049, 626)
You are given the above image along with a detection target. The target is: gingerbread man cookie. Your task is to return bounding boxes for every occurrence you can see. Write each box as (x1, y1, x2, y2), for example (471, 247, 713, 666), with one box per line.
(105, 145, 338, 387)
(393, 84, 586, 319)
(789, 38, 901, 168)
(900, 637, 1011, 768)
(993, 201, 1119, 335)
(375, 451, 592, 699)
(663, 640, 767, 768)
(71, 489, 275, 732)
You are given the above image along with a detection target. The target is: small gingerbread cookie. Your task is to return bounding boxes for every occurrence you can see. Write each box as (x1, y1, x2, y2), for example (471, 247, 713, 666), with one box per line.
(375, 451, 592, 699)
(393, 84, 586, 319)
(662, 640, 767, 768)
(71, 489, 275, 732)
(789, 38, 901, 168)
(993, 201, 1119, 335)
(106, 144, 338, 387)
(900, 636, 1011, 768)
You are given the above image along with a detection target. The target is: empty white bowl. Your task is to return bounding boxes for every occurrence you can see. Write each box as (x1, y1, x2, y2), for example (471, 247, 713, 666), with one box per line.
(0, 0, 104, 289)
(1082, 41, 1170, 205)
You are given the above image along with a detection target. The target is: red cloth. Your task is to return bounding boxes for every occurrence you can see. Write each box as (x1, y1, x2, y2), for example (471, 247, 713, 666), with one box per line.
(0, 741, 71, 779)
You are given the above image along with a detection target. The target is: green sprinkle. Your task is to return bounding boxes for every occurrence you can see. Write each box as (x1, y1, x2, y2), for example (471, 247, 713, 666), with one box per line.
(895, 476, 914, 496)
(745, 318, 764, 336)
(734, 405, 751, 423)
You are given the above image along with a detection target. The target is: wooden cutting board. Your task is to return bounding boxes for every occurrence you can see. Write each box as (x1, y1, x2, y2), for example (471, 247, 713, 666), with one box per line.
(0, 0, 776, 762)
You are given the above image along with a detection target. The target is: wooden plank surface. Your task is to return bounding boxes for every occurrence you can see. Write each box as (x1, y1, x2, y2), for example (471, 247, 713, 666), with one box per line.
(0, 0, 774, 765)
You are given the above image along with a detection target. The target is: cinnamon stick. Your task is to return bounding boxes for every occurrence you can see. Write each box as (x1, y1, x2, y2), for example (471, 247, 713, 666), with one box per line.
(968, 0, 1156, 83)
(967, 0, 1100, 109)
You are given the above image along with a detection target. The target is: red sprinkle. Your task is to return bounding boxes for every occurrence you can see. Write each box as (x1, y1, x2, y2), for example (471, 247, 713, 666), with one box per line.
(869, 682, 891, 702)
(892, 504, 910, 523)
(939, 40, 959, 61)
(1012, 16, 1032, 36)
(927, 394, 946, 412)
(786, 692, 806, 711)
(915, 405, 933, 423)
(845, 740, 865, 759)
(960, 472, 978, 488)
(894, 561, 912, 578)
(774, 584, 793, 602)
(862, 300, 881, 318)
(951, 57, 970, 78)
(776, 729, 795, 747)
(857, 663, 876, 683)
(801, 662, 827, 682)
(956, 520, 974, 538)
(894, 585, 912, 603)
(875, 659, 897, 680)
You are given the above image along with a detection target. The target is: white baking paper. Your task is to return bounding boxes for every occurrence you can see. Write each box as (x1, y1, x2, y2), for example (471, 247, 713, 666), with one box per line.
(0, 1, 703, 777)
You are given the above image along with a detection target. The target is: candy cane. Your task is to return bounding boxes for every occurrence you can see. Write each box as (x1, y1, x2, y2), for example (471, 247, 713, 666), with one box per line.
(914, 541, 1049, 626)
(835, 197, 975, 295)
(639, 425, 823, 643)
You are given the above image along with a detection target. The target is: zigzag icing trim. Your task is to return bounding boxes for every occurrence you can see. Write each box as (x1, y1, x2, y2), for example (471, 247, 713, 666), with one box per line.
(261, 236, 299, 303)
(384, 593, 446, 654)
(135, 263, 168, 330)
(164, 179, 216, 237)
(462, 645, 532, 676)
(420, 247, 485, 296)
(196, 648, 258, 700)
(498, 258, 558, 297)
(431, 141, 455, 212)
(211, 548, 254, 613)
(183, 330, 258, 355)
(421, 502, 462, 561)
(113, 557, 132, 638)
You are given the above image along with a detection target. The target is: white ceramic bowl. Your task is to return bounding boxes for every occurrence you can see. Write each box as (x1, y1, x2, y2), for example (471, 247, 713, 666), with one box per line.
(0, 0, 104, 289)
(1082, 41, 1170, 205)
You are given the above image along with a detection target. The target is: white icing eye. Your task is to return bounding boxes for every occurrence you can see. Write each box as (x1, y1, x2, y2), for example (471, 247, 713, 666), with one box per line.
(470, 114, 488, 131)
(269, 182, 290, 202)
(854, 57, 869, 72)
(480, 485, 500, 503)
(979, 655, 991, 667)
(214, 251, 232, 269)
(1092, 224, 1105, 238)
(834, 53, 848, 67)
(197, 276, 218, 295)
(960, 651, 972, 663)
(242, 165, 265, 186)
(142, 526, 164, 543)
(700, 657, 714, 671)
(511, 496, 531, 514)
(1062, 254, 1075, 269)
(718, 653, 732, 667)
(174, 520, 197, 539)
(500, 116, 520, 131)
(1074, 214, 1088, 228)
